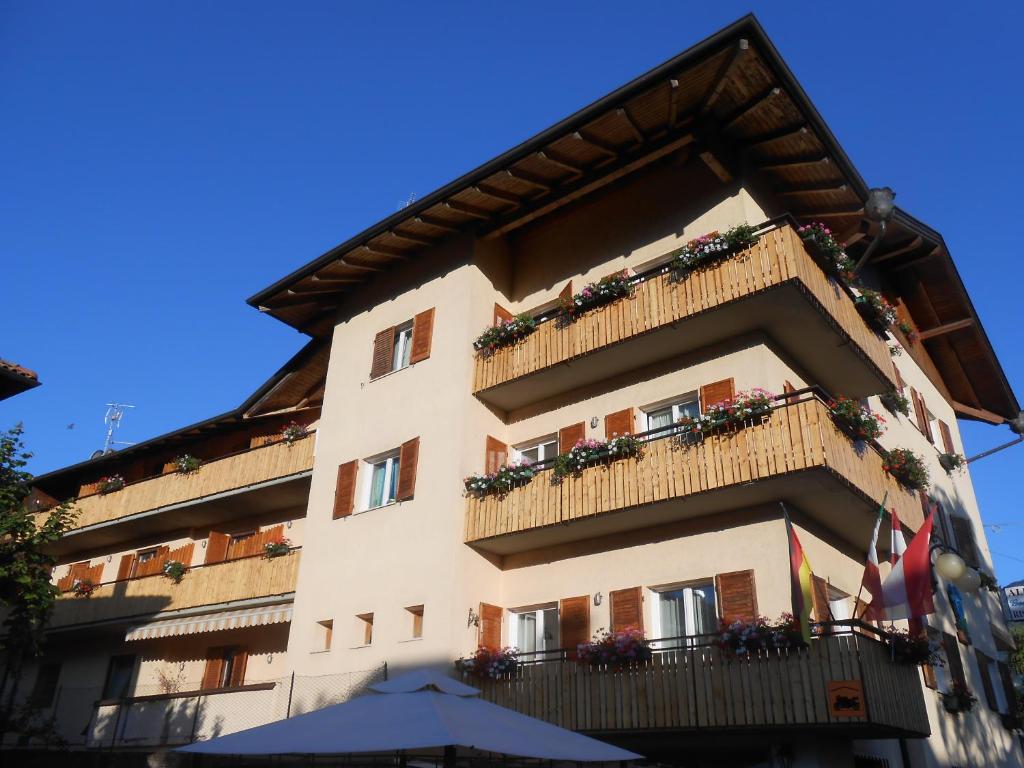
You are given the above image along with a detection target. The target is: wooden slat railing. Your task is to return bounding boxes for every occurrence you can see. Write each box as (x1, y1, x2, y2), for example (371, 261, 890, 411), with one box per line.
(49, 550, 300, 628)
(47, 435, 315, 532)
(473, 224, 895, 393)
(469, 634, 929, 736)
(464, 398, 920, 544)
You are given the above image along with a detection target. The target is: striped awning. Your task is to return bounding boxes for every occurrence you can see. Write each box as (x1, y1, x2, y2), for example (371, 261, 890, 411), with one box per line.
(125, 603, 293, 642)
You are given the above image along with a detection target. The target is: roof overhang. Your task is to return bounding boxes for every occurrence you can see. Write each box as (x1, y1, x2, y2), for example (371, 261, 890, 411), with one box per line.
(0, 358, 40, 400)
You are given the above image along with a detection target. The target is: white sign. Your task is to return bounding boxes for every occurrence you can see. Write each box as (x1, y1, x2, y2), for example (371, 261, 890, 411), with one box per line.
(1005, 586, 1024, 621)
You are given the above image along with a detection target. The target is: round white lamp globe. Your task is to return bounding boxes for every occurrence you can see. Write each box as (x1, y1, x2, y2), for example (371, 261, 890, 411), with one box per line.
(935, 551, 967, 582)
(955, 568, 982, 594)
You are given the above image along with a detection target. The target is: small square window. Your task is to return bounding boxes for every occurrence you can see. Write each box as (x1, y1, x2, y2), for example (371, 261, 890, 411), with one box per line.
(644, 397, 699, 434)
(362, 452, 400, 510)
(29, 663, 61, 708)
(356, 613, 374, 646)
(392, 322, 414, 372)
(406, 605, 424, 639)
(315, 620, 333, 652)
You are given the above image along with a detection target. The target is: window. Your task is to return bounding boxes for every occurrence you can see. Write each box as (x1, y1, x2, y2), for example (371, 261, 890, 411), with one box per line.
(392, 322, 414, 372)
(356, 613, 374, 646)
(315, 620, 333, 652)
(363, 452, 400, 510)
(29, 663, 61, 708)
(406, 605, 424, 639)
(652, 582, 716, 644)
(102, 655, 136, 700)
(227, 531, 257, 559)
(220, 648, 245, 688)
(645, 397, 699, 433)
(514, 436, 558, 464)
(202, 646, 247, 690)
(510, 605, 560, 655)
(130, 548, 159, 578)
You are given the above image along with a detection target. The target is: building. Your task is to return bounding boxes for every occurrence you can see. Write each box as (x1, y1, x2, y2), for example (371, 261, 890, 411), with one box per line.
(0, 359, 40, 401)
(5, 14, 1021, 768)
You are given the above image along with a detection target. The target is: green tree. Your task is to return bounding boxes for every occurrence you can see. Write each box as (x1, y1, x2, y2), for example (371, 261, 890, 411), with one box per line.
(0, 424, 77, 727)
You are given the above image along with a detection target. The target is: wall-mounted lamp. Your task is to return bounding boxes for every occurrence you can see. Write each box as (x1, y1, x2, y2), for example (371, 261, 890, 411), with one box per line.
(590, 417, 600, 429)
(467, 608, 480, 628)
(286, 520, 293, 529)
(931, 544, 981, 594)
(593, 592, 603, 607)
(107, 555, 113, 563)
(267, 654, 274, 664)
(201, 540, 207, 549)
(852, 186, 896, 274)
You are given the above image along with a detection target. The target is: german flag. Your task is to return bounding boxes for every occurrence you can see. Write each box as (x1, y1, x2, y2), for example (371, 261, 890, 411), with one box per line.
(781, 503, 814, 643)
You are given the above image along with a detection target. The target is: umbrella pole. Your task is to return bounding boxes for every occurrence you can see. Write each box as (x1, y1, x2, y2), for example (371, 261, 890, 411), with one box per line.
(444, 745, 456, 768)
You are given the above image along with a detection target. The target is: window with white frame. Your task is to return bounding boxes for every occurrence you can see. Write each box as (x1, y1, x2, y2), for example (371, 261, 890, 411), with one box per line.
(644, 396, 700, 433)
(362, 451, 401, 510)
(651, 582, 717, 644)
(510, 605, 560, 655)
(392, 322, 414, 373)
(514, 436, 558, 465)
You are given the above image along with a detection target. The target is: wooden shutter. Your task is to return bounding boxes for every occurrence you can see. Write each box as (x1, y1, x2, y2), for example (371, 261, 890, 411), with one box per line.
(558, 280, 573, 303)
(396, 437, 419, 501)
(950, 517, 979, 568)
(478, 603, 503, 649)
(58, 561, 90, 591)
(942, 632, 967, 688)
(370, 327, 396, 379)
(922, 628, 939, 689)
(716, 570, 758, 623)
(975, 650, 998, 710)
(485, 436, 508, 474)
(609, 587, 644, 632)
(86, 562, 105, 584)
(493, 303, 513, 325)
(893, 364, 905, 391)
(409, 308, 435, 364)
(166, 542, 194, 567)
(228, 649, 248, 687)
(811, 575, 831, 624)
(333, 461, 358, 519)
(998, 662, 1017, 715)
(604, 408, 635, 439)
(910, 388, 932, 441)
(205, 532, 230, 564)
(700, 378, 735, 410)
(783, 381, 797, 403)
(938, 420, 955, 454)
(559, 596, 590, 655)
(116, 554, 136, 582)
(201, 650, 225, 690)
(558, 422, 585, 453)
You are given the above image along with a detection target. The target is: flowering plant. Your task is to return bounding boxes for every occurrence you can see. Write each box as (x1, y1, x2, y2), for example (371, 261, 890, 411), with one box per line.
(715, 613, 806, 658)
(576, 627, 653, 669)
(675, 389, 775, 439)
(879, 626, 941, 666)
(979, 571, 999, 593)
(464, 461, 536, 498)
(264, 536, 291, 559)
(97, 475, 125, 494)
(942, 681, 978, 713)
(938, 453, 966, 474)
(882, 448, 929, 490)
(473, 313, 537, 355)
(162, 560, 187, 583)
(560, 271, 633, 320)
(797, 222, 856, 278)
(879, 390, 911, 417)
(281, 422, 309, 444)
(551, 436, 643, 481)
(854, 288, 898, 333)
(669, 224, 759, 274)
(897, 320, 919, 345)
(174, 454, 201, 474)
(71, 579, 96, 598)
(456, 646, 519, 679)
(827, 396, 885, 440)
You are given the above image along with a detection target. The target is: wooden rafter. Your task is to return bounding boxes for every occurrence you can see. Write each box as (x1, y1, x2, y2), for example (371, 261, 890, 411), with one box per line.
(918, 318, 974, 340)
(668, 78, 680, 125)
(793, 205, 864, 218)
(413, 215, 460, 234)
(388, 230, 436, 247)
(339, 257, 384, 272)
(889, 246, 941, 272)
(505, 168, 553, 192)
(536, 150, 584, 177)
(776, 182, 847, 196)
(473, 185, 523, 207)
(700, 38, 749, 115)
(362, 243, 410, 259)
(757, 155, 830, 172)
(265, 290, 347, 308)
(444, 200, 492, 221)
(572, 131, 618, 158)
(616, 108, 644, 144)
(872, 236, 924, 264)
(721, 86, 781, 132)
(839, 220, 871, 247)
(952, 400, 1006, 426)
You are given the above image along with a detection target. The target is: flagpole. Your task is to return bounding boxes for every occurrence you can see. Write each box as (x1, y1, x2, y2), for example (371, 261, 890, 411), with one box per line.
(853, 491, 888, 624)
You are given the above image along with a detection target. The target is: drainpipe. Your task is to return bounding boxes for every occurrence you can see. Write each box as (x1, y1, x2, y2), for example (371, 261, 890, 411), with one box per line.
(851, 187, 897, 275)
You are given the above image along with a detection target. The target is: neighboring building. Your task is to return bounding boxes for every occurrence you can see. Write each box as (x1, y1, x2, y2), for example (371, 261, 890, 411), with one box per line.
(4, 15, 1021, 768)
(1003, 581, 1024, 628)
(0, 358, 40, 400)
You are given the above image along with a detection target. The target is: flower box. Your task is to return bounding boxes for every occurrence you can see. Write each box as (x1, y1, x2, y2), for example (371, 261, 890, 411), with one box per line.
(97, 475, 125, 494)
(854, 289, 898, 335)
(827, 396, 885, 441)
(796, 222, 856, 281)
(938, 453, 965, 473)
(551, 436, 643, 481)
(264, 537, 291, 559)
(714, 614, 806, 658)
(669, 224, 758, 275)
(941, 683, 977, 714)
(879, 626, 940, 666)
(456, 647, 519, 679)
(878, 390, 910, 417)
(560, 272, 633, 320)
(882, 448, 929, 491)
(473, 314, 537, 355)
(72, 579, 96, 598)
(464, 461, 536, 498)
(281, 422, 309, 445)
(162, 560, 187, 584)
(674, 389, 775, 439)
(174, 454, 201, 474)
(576, 627, 653, 669)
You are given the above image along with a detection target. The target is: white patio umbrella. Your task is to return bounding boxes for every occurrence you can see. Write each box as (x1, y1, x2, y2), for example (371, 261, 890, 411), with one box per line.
(177, 669, 641, 762)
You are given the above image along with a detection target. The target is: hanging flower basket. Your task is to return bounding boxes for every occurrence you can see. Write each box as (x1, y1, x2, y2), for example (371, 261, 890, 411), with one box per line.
(882, 448, 929, 491)
(938, 453, 965, 474)
(162, 560, 187, 584)
(878, 626, 941, 666)
(98, 475, 125, 494)
(473, 314, 537, 355)
(941, 682, 977, 713)
(560, 272, 633, 320)
(897, 320, 919, 345)
(669, 224, 759, 275)
(827, 396, 885, 440)
(464, 461, 536, 498)
(263, 536, 291, 559)
(576, 627, 653, 669)
(796, 222, 856, 280)
(854, 289, 898, 334)
(551, 436, 643, 481)
(174, 454, 201, 474)
(281, 422, 309, 444)
(456, 647, 519, 679)
(878, 390, 911, 417)
(72, 579, 96, 598)
(714, 613, 806, 658)
(979, 571, 999, 593)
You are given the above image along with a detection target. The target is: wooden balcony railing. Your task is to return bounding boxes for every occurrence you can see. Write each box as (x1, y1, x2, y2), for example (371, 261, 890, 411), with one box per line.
(50, 434, 315, 532)
(469, 629, 929, 737)
(473, 222, 896, 401)
(465, 396, 920, 550)
(49, 550, 300, 629)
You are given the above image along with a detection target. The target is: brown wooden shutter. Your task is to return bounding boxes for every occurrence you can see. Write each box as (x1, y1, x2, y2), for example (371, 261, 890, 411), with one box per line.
(942, 632, 967, 688)
(783, 381, 796, 403)
(811, 575, 831, 623)
(558, 280, 573, 303)
(484, 436, 508, 474)
(333, 461, 358, 519)
(201, 650, 225, 690)
(910, 388, 931, 440)
(715, 570, 758, 623)
(87, 562, 105, 584)
(116, 554, 136, 581)
(166, 542, 195, 567)
(370, 327, 396, 379)
(205, 532, 230, 564)
(559, 596, 591, 655)
(938, 420, 955, 454)
(409, 308, 435, 364)
(700, 378, 735, 410)
(893, 364, 905, 391)
(228, 649, 248, 687)
(604, 408, 635, 440)
(998, 662, 1017, 715)
(493, 303, 513, 325)
(975, 650, 998, 710)
(396, 437, 419, 501)
(58, 561, 90, 591)
(950, 517, 979, 568)
(478, 603, 503, 649)
(558, 422, 585, 453)
(609, 587, 644, 632)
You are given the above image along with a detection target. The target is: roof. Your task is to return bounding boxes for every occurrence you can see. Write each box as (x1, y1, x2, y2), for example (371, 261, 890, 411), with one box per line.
(0, 358, 40, 400)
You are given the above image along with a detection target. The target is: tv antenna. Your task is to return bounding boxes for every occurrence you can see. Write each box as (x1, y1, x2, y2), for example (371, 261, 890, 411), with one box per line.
(102, 403, 136, 453)
(398, 192, 417, 210)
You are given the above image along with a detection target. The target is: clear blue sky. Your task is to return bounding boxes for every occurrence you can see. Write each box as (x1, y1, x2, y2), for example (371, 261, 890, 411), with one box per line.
(2, 3, 1021, 578)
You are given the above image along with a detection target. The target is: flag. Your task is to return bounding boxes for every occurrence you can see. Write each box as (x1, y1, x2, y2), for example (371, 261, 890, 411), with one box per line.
(781, 503, 814, 643)
(876, 510, 936, 620)
(859, 502, 886, 621)
(890, 508, 907, 565)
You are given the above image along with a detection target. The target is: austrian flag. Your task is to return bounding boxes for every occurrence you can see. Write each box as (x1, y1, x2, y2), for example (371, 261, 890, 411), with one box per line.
(868, 510, 936, 621)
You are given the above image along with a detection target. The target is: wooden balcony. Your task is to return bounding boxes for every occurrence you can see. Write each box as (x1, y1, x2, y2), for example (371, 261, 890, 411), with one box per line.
(465, 397, 919, 555)
(470, 633, 930, 738)
(42, 435, 314, 554)
(48, 550, 300, 629)
(473, 223, 897, 411)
